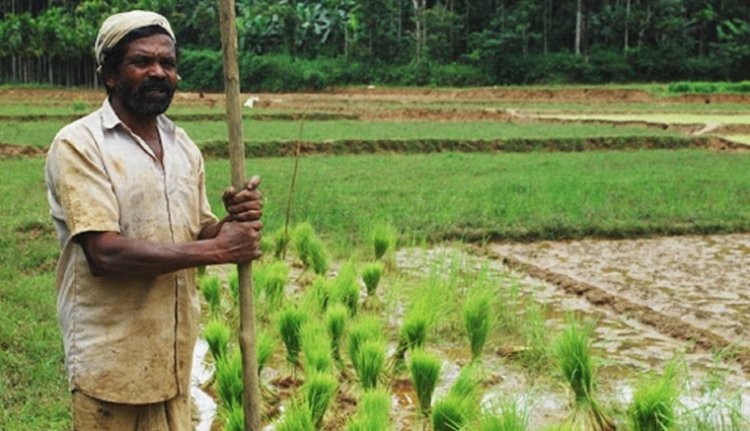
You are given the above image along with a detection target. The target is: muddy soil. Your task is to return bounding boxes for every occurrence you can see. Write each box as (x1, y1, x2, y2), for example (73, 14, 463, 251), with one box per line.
(489, 235, 750, 364)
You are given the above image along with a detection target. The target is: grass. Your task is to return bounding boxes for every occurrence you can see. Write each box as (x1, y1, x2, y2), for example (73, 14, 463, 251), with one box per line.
(201, 150, 750, 248)
(276, 399, 315, 431)
(325, 303, 348, 361)
(478, 398, 529, 431)
(198, 274, 223, 315)
(331, 261, 361, 316)
(278, 305, 308, 367)
(204, 318, 231, 361)
(301, 321, 333, 373)
(369, 221, 397, 260)
(554, 315, 614, 430)
(215, 349, 244, 409)
(353, 339, 386, 389)
(254, 260, 289, 311)
(361, 262, 384, 296)
(293, 222, 329, 275)
(0, 118, 679, 148)
(628, 361, 681, 431)
(302, 371, 338, 428)
(346, 388, 391, 431)
(409, 349, 442, 415)
(463, 285, 494, 361)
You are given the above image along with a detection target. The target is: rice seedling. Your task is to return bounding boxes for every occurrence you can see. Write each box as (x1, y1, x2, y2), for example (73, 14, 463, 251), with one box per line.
(408, 349, 441, 415)
(431, 365, 483, 430)
(274, 226, 290, 259)
(303, 371, 338, 428)
(256, 330, 275, 375)
(448, 365, 482, 410)
(293, 222, 329, 275)
(432, 394, 472, 431)
(215, 348, 243, 409)
(477, 397, 529, 431)
(331, 261, 360, 316)
(224, 402, 244, 431)
(303, 276, 330, 313)
(198, 274, 222, 315)
(463, 286, 494, 361)
(203, 318, 231, 361)
(279, 305, 309, 367)
(353, 339, 386, 390)
(275, 399, 315, 431)
(554, 315, 614, 431)
(260, 233, 275, 256)
(361, 262, 383, 296)
(325, 303, 348, 361)
(347, 316, 383, 368)
(519, 298, 551, 374)
(301, 321, 333, 373)
(255, 260, 289, 310)
(346, 388, 392, 431)
(394, 297, 434, 364)
(628, 361, 680, 431)
(227, 269, 239, 305)
(369, 221, 396, 260)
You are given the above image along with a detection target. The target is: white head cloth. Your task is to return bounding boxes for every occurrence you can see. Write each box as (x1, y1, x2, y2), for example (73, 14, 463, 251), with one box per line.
(95, 10, 175, 67)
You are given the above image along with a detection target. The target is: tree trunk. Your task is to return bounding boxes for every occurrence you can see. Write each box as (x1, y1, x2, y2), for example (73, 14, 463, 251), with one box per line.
(624, 0, 630, 51)
(575, 0, 583, 55)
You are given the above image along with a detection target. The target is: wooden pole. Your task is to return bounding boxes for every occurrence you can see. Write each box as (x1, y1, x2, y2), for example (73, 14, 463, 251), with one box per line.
(218, 1, 261, 429)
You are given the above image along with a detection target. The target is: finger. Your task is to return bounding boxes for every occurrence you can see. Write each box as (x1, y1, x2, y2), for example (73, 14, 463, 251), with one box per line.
(246, 176, 261, 190)
(222, 186, 236, 203)
(231, 211, 263, 222)
(228, 189, 263, 206)
(228, 199, 263, 214)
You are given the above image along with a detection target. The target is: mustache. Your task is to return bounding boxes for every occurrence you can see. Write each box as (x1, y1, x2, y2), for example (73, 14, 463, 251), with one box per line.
(138, 79, 173, 94)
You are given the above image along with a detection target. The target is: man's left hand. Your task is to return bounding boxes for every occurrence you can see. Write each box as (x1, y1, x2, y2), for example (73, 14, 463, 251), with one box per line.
(223, 175, 263, 222)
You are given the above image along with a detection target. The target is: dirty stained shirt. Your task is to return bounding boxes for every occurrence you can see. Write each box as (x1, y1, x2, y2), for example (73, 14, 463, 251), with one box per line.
(45, 99, 218, 404)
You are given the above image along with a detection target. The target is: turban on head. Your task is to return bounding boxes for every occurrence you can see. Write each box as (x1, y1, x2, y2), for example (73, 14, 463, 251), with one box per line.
(95, 10, 175, 68)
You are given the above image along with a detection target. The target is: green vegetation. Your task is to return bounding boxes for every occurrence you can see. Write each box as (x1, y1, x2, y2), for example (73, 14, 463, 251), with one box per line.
(463, 286, 494, 361)
(198, 274, 222, 315)
(478, 398, 529, 431)
(628, 362, 681, 431)
(293, 222, 329, 275)
(409, 349, 442, 415)
(325, 304, 348, 362)
(331, 261, 360, 316)
(202, 151, 750, 246)
(254, 261, 289, 311)
(278, 305, 308, 367)
(302, 371, 338, 428)
(554, 316, 614, 430)
(668, 81, 750, 94)
(353, 339, 386, 390)
(215, 349, 244, 409)
(276, 399, 315, 431)
(370, 221, 397, 260)
(432, 365, 483, 431)
(346, 388, 392, 431)
(203, 318, 231, 361)
(361, 262, 384, 296)
(301, 321, 333, 373)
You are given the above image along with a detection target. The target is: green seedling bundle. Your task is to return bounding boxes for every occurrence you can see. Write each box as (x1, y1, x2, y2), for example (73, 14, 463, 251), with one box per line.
(302, 371, 338, 428)
(293, 222, 329, 275)
(361, 261, 383, 296)
(325, 303, 348, 362)
(199, 274, 223, 315)
(346, 388, 392, 431)
(331, 261, 361, 316)
(409, 348, 442, 415)
(279, 305, 308, 367)
(204, 318, 231, 361)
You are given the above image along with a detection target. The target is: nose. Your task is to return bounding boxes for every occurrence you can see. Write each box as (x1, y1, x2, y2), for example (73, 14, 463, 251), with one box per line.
(149, 62, 167, 79)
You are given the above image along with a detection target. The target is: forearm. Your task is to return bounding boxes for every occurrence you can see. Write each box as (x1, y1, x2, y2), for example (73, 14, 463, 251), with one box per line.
(79, 232, 227, 278)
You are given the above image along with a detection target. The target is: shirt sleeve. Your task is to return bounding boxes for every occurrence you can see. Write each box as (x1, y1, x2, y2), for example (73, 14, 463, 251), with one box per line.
(46, 134, 121, 240)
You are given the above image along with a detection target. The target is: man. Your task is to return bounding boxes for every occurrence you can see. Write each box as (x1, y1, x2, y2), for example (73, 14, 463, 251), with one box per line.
(45, 10, 261, 430)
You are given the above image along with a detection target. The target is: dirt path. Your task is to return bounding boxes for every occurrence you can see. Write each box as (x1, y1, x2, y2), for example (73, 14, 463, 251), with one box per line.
(487, 234, 750, 372)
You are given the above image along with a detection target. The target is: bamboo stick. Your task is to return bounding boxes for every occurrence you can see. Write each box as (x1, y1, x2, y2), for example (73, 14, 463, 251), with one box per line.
(217, 1, 261, 429)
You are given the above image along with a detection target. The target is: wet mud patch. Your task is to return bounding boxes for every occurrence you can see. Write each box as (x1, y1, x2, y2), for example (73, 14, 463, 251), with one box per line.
(488, 234, 750, 370)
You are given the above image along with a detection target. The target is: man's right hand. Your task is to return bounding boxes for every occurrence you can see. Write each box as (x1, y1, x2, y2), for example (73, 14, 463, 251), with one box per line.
(215, 220, 263, 264)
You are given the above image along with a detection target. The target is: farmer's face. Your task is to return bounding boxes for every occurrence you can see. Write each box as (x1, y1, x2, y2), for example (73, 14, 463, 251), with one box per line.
(108, 33, 178, 117)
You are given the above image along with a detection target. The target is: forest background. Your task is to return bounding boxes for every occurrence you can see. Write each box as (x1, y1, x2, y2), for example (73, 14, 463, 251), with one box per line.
(2, 0, 750, 91)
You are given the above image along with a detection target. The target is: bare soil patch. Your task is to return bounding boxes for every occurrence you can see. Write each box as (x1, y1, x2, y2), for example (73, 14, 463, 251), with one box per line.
(488, 234, 750, 371)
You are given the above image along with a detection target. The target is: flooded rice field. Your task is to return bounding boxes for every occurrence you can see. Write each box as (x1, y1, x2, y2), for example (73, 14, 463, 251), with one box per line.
(192, 234, 750, 429)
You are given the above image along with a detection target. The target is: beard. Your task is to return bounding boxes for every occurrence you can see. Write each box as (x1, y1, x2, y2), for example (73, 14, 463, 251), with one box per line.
(115, 77, 176, 117)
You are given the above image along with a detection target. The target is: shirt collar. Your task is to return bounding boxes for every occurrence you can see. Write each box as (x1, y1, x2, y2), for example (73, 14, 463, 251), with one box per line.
(100, 98, 177, 134)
